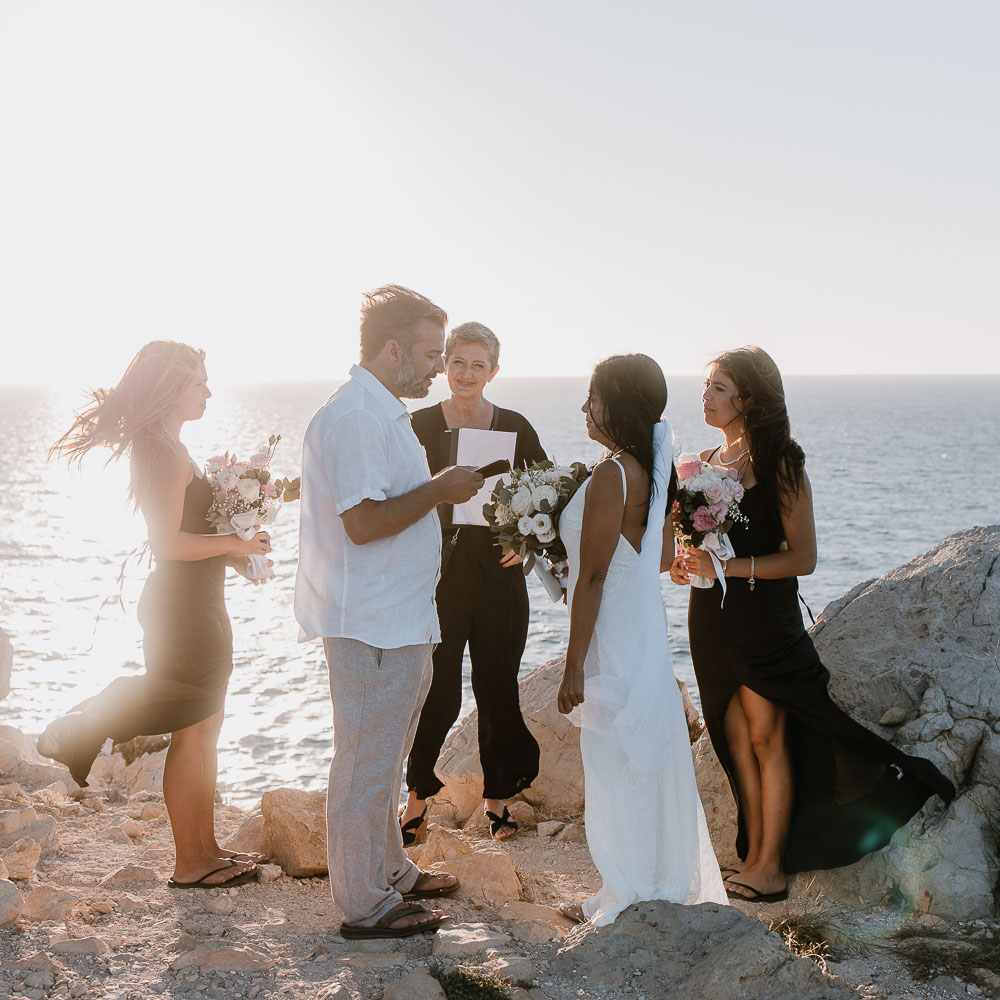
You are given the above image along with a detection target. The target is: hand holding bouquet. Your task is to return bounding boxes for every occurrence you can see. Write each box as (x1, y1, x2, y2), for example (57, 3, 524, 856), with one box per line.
(672, 454, 748, 598)
(483, 459, 589, 601)
(205, 435, 301, 581)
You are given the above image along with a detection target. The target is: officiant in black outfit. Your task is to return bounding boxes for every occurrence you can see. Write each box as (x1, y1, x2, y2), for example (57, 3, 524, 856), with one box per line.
(399, 322, 546, 843)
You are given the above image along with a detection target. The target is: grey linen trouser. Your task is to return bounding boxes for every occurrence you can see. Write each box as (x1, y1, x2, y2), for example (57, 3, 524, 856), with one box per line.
(322, 637, 434, 926)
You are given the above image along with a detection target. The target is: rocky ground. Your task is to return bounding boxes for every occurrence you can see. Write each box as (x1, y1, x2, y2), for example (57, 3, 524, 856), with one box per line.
(1, 744, 998, 1000)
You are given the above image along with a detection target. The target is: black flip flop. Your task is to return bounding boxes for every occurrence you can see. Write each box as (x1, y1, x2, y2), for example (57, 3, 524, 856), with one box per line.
(167, 861, 258, 890)
(340, 902, 447, 939)
(725, 879, 789, 904)
(402, 870, 460, 899)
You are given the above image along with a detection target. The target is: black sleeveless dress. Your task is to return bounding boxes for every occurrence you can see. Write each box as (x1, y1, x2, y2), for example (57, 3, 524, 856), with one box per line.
(47, 473, 233, 786)
(688, 477, 954, 873)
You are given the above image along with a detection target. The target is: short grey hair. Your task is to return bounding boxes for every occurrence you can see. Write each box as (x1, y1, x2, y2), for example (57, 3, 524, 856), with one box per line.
(445, 322, 500, 369)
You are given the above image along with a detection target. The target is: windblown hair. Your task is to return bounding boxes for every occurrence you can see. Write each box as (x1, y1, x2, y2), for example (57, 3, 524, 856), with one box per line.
(49, 340, 206, 507)
(446, 322, 500, 369)
(710, 345, 805, 514)
(588, 353, 676, 510)
(358, 284, 447, 361)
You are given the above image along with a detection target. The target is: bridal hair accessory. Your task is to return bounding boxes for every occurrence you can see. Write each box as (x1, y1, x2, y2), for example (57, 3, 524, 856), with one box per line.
(205, 435, 300, 580)
(672, 453, 749, 605)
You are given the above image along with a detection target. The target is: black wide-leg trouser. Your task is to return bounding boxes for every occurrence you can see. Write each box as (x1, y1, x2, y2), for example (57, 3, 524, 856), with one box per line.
(405, 530, 540, 802)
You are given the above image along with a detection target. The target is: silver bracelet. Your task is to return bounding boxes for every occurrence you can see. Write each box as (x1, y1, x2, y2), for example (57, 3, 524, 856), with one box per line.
(749, 555, 755, 592)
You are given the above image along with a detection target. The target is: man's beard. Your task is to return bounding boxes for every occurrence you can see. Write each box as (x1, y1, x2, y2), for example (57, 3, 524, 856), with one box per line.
(396, 348, 430, 398)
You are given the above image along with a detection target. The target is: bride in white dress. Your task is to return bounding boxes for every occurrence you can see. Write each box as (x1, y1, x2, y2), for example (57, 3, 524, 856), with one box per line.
(557, 354, 727, 926)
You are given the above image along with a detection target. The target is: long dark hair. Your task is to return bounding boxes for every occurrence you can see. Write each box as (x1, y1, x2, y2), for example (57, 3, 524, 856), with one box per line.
(710, 345, 805, 514)
(588, 353, 677, 510)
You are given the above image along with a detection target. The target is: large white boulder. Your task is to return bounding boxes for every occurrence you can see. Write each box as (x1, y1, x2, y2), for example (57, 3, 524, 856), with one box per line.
(791, 525, 1000, 921)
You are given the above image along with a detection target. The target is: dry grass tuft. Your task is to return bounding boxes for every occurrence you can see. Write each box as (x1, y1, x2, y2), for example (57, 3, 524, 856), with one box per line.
(770, 914, 835, 973)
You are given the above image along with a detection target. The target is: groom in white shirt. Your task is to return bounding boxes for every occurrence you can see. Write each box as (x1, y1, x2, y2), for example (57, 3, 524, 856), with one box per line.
(295, 285, 483, 938)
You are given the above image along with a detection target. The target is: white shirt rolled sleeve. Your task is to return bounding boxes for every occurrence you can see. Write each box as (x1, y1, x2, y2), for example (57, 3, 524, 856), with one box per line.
(325, 409, 391, 515)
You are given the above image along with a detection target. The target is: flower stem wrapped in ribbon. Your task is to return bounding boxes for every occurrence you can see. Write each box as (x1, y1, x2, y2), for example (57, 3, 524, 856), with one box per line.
(672, 453, 749, 603)
(204, 434, 300, 581)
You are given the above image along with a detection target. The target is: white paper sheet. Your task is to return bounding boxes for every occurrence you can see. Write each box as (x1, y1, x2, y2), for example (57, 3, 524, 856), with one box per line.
(450, 427, 518, 526)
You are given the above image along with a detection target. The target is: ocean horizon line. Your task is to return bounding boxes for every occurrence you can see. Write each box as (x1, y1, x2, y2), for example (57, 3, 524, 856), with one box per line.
(4, 371, 1000, 392)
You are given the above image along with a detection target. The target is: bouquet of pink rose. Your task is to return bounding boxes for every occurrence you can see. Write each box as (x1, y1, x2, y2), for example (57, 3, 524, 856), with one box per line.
(483, 459, 589, 601)
(672, 454, 748, 594)
(205, 435, 300, 580)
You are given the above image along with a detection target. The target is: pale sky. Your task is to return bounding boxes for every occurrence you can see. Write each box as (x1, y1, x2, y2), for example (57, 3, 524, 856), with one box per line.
(1, 0, 997, 386)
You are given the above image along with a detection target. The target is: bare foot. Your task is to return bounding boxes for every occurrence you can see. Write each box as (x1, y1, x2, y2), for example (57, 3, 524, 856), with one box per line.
(484, 799, 517, 841)
(558, 902, 586, 924)
(724, 865, 787, 901)
(399, 792, 426, 829)
(385, 902, 447, 930)
(405, 870, 459, 897)
(170, 856, 256, 887)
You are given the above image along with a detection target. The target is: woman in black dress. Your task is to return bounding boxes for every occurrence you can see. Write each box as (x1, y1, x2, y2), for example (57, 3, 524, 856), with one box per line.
(38, 341, 272, 889)
(672, 346, 953, 902)
(399, 323, 545, 842)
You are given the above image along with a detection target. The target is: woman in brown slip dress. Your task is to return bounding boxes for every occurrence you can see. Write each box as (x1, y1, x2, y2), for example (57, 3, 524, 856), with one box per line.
(671, 346, 953, 903)
(38, 341, 272, 890)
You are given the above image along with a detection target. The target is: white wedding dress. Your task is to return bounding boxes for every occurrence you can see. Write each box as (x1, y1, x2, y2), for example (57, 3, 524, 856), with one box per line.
(561, 420, 727, 925)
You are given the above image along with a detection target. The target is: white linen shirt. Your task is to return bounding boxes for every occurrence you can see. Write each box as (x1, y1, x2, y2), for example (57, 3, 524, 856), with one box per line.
(294, 365, 442, 648)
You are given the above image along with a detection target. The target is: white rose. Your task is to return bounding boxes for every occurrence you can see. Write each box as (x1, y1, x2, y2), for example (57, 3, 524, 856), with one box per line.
(536, 526, 557, 544)
(232, 463, 248, 476)
(531, 513, 552, 536)
(237, 478, 261, 502)
(218, 470, 239, 491)
(531, 485, 558, 511)
(517, 515, 535, 536)
(509, 488, 533, 516)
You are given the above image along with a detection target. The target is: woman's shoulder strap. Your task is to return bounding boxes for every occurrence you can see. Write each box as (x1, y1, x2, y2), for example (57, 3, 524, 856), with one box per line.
(609, 455, 628, 498)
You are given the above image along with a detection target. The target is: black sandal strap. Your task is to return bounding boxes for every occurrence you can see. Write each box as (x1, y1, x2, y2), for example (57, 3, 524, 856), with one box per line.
(485, 806, 518, 836)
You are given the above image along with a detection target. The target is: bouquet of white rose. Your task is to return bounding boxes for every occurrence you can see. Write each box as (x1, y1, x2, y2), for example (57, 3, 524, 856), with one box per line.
(205, 434, 300, 580)
(483, 459, 589, 601)
(672, 453, 748, 599)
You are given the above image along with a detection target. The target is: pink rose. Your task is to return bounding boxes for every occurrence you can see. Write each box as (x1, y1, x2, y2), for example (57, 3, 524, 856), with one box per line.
(249, 451, 270, 470)
(723, 478, 744, 500)
(675, 458, 703, 481)
(691, 506, 716, 532)
(702, 480, 725, 504)
(709, 500, 729, 522)
(261, 482, 278, 498)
